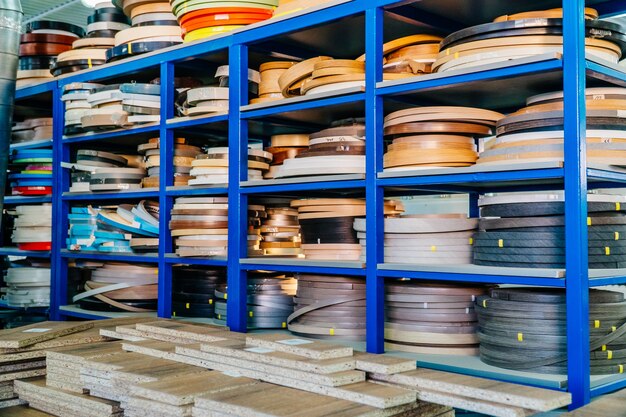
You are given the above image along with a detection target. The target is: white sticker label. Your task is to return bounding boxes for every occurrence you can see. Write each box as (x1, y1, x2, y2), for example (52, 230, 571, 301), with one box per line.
(222, 370, 242, 378)
(22, 328, 51, 333)
(277, 339, 313, 346)
(244, 347, 275, 354)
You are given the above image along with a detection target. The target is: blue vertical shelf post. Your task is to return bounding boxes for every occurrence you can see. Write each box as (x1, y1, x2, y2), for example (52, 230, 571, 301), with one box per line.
(365, 3, 385, 353)
(158, 61, 176, 318)
(227, 43, 249, 332)
(50, 83, 65, 320)
(563, 0, 590, 408)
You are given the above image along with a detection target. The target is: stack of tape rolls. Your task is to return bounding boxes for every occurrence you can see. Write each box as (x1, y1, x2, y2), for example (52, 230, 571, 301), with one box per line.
(182, 66, 259, 117)
(52, 2, 131, 76)
(9, 149, 53, 196)
(478, 88, 626, 166)
(171, 0, 276, 42)
(170, 197, 263, 257)
(354, 214, 477, 264)
(4, 265, 51, 308)
(72, 262, 158, 312)
(434, 7, 625, 73)
(264, 134, 309, 179)
(80, 82, 162, 131)
(65, 149, 146, 192)
(17, 21, 84, 87)
(288, 274, 365, 341)
(383, 106, 503, 171)
(293, 198, 403, 260)
(276, 121, 365, 178)
(68, 201, 159, 253)
(11, 118, 53, 144)
(62, 82, 103, 135)
(251, 61, 295, 104)
(214, 271, 296, 328)
(108, 0, 183, 62)
(356, 34, 443, 76)
(67, 207, 98, 250)
(271, 0, 333, 18)
(139, 137, 201, 188)
(473, 192, 626, 269)
(476, 287, 626, 374)
(11, 205, 52, 251)
(254, 199, 302, 257)
(172, 268, 225, 318)
(385, 280, 487, 355)
(189, 146, 272, 185)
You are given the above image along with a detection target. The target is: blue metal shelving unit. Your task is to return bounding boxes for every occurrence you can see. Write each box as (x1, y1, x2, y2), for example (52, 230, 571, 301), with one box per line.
(10, 0, 626, 409)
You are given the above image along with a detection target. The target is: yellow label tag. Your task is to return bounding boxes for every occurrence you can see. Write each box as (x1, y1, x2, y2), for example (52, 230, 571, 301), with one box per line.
(224, 293, 228, 300)
(469, 237, 474, 245)
(329, 328, 335, 336)
(613, 326, 617, 332)
(282, 322, 286, 328)
(602, 345, 607, 351)
(498, 239, 504, 248)
(172, 311, 176, 317)
(620, 364, 624, 374)
(209, 299, 213, 305)
(446, 49, 450, 56)
(431, 245, 436, 252)
(588, 217, 592, 226)
(608, 351, 613, 360)
(517, 333, 523, 342)
(482, 300, 487, 308)
(617, 202, 621, 211)
(616, 232, 620, 240)
(595, 320, 601, 328)
(88, 58, 92, 68)
(454, 52, 459, 58)
(128, 43, 132, 54)
(186, 303, 190, 309)
(249, 311, 253, 317)
(606, 247, 611, 256)
(218, 314, 221, 319)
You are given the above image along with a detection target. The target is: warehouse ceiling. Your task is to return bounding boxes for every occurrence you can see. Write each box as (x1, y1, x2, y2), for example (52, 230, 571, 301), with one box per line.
(18, 1, 626, 31)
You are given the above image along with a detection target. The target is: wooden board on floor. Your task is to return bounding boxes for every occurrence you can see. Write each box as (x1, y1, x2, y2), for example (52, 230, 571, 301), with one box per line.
(245, 334, 353, 360)
(0, 322, 94, 349)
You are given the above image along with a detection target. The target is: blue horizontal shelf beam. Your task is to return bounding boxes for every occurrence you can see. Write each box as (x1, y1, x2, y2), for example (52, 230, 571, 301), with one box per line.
(58, 308, 112, 320)
(0, 300, 49, 312)
(15, 81, 56, 100)
(9, 139, 53, 151)
(381, 269, 566, 287)
(60, 250, 159, 263)
(588, 168, 626, 183)
(586, 60, 626, 86)
(62, 189, 159, 201)
(166, 114, 228, 129)
(4, 196, 52, 205)
(241, 93, 365, 119)
(590, 377, 626, 397)
(241, 179, 365, 194)
(0, 248, 50, 258)
(240, 262, 366, 276)
(377, 167, 564, 189)
(166, 186, 228, 197)
(232, 0, 366, 44)
(164, 255, 228, 266)
(62, 124, 159, 144)
(376, 57, 563, 96)
(589, 275, 626, 287)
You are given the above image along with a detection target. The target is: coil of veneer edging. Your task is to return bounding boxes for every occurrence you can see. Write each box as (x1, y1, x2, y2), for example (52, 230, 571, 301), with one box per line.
(476, 287, 626, 374)
(472, 192, 626, 268)
(189, 147, 270, 185)
(253, 204, 302, 257)
(4, 267, 51, 308)
(385, 281, 487, 355)
(213, 271, 296, 328)
(287, 274, 366, 340)
(11, 204, 52, 251)
(172, 268, 226, 318)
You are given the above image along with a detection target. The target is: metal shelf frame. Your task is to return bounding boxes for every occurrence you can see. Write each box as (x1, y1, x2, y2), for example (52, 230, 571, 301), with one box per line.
(10, 0, 626, 409)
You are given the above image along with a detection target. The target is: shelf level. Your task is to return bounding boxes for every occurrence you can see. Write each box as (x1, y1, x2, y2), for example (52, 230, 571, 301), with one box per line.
(0, 248, 50, 258)
(62, 188, 159, 201)
(4, 195, 52, 205)
(59, 305, 156, 320)
(60, 250, 159, 263)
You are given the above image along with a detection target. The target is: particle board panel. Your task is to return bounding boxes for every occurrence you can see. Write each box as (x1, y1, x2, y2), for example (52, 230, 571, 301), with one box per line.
(371, 369, 571, 411)
(131, 370, 257, 406)
(125, 397, 192, 417)
(0, 350, 47, 364)
(200, 339, 357, 374)
(0, 360, 46, 373)
(0, 368, 46, 383)
(114, 325, 200, 344)
(0, 328, 108, 354)
(0, 322, 94, 349)
(99, 329, 146, 342)
(245, 334, 353, 360)
(134, 321, 232, 343)
(353, 353, 416, 375)
(0, 398, 27, 408)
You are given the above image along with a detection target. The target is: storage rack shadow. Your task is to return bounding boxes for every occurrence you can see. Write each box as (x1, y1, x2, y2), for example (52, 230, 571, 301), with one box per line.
(11, 0, 626, 410)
